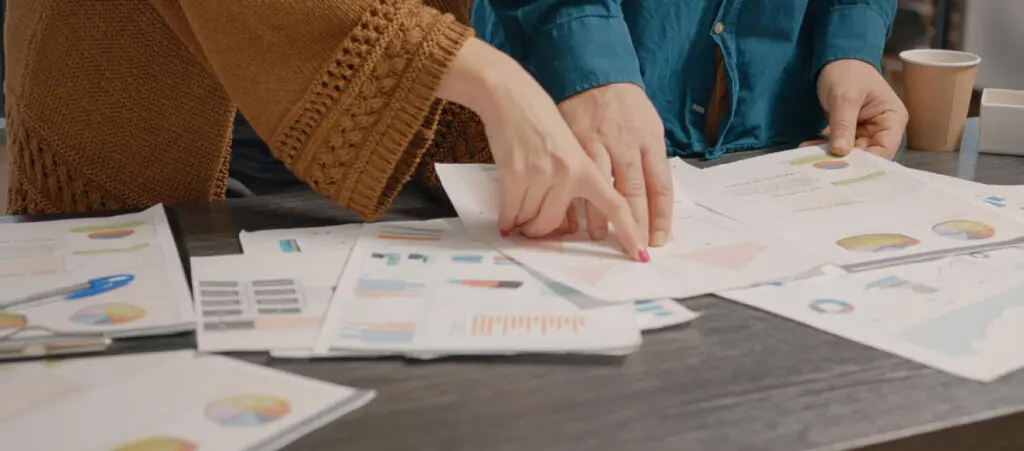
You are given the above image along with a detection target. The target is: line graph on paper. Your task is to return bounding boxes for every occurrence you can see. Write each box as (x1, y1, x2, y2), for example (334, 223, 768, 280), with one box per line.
(466, 314, 587, 338)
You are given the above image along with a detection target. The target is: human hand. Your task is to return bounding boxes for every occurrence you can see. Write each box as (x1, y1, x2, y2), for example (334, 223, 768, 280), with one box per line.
(808, 59, 909, 159)
(435, 39, 648, 261)
(557, 83, 674, 247)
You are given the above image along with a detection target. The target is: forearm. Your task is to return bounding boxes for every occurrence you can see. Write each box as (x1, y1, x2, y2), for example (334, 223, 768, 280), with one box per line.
(808, 0, 898, 76)
(485, 0, 643, 103)
(175, 0, 473, 219)
(435, 37, 529, 123)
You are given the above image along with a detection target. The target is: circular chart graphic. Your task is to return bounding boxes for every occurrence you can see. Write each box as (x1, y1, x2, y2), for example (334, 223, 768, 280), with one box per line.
(932, 220, 996, 241)
(809, 299, 854, 314)
(0, 312, 27, 329)
(812, 160, 849, 170)
(205, 394, 291, 427)
(113, 436, 197, 451)
(69, 303, 146, 325)
(836, 233, 920, 253)
(87, 229, 135, 240)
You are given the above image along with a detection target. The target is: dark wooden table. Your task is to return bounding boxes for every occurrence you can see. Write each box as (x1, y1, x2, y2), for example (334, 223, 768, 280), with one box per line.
(8, 120, 1024, 450)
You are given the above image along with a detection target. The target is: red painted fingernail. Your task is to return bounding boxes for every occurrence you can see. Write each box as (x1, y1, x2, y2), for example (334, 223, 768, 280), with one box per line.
(638, 249, 650, 263)
(500, 230, 510, 237)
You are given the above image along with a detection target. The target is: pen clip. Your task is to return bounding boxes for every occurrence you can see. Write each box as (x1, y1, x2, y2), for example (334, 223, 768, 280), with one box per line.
(0, 326, 111, 361)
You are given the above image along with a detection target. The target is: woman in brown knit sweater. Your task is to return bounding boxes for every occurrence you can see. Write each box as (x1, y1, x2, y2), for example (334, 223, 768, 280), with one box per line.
(4, 0, 648, 261)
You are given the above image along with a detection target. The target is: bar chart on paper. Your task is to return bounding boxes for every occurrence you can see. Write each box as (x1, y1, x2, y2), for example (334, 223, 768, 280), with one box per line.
(353, 278, 426, 298)
(376, 225, 444, 242)
(339, 322, 416, 344)
(467, 314, 587, 337)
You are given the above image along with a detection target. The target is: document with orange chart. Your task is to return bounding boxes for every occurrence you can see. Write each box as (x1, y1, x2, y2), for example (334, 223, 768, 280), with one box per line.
(312, 219, 642, 357)
(682, 145, 1024, 271)
(233, 221, 699, 359)
(720, 256, 1024, 382)
(0, 205, 195, 339)
(191, 251, 349, 352)
(0, 350, 375, 451)
(434, 161, 828, 302)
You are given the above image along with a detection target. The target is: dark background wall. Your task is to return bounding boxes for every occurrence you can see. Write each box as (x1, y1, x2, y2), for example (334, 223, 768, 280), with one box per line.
(2, 0, 6, 119)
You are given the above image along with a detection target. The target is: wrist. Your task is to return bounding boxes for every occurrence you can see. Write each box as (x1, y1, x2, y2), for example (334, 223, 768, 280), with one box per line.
(436, 37, 530, 123)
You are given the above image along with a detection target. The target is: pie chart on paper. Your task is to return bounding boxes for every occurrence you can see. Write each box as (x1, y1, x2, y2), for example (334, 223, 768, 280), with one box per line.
(0, 312, 27, 329)
(69, 303, 146, 325)
(932, 220, 996, 241)
(812, 160, 849, 170)
(205, 394, 291, 427)
(112, 436, 198, 451)
(87, 229, 135, 240)
(836, 233, 920, 253)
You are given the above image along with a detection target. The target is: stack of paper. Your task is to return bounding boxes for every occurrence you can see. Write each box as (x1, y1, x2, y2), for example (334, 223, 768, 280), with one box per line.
(192, 216, 702, 358)
(431, 145, 1024, 382)
(434, 161, 828, 301)
(0, 205, 195, 339)
(188, 143, 1024, 381)
(0, 350, 374, 450)
(312, 219, 642, 357)
(235, 223, 700, 336)
(720, 255, 1024, 382)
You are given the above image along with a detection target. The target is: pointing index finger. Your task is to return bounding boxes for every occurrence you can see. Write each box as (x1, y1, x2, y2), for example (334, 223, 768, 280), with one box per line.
(578, 169, 646, 261)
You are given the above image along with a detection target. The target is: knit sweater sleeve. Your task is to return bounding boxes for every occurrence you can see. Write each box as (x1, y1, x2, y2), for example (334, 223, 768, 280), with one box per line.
(175, 0, 473, 219)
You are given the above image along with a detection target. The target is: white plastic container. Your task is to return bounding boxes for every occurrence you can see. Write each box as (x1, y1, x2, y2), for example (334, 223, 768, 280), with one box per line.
(978, 88, 1024, 156)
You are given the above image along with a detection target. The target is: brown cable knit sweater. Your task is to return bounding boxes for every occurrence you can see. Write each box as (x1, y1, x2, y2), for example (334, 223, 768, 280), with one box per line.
(4, 0, 492, 218)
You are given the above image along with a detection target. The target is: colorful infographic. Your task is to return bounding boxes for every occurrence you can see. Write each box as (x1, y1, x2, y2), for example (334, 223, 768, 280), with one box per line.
(836, 233, 920, 253)
(70, 221, 145, 239)
(812, 160, 850, 170)
(932, 220, 996, 241)
(204, 394, 291, 427)
(112, 436, 198, 451)
(0, 312, 27, 329)
(69, 303, 146, 325)
(808, 299, 854, 314)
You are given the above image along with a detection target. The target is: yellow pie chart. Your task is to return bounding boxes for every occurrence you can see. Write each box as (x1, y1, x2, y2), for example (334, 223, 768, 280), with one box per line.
(836, 233, 920, 253)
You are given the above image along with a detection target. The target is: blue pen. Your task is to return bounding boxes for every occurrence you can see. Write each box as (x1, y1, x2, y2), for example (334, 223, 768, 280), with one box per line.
(0, 274, 134, 309)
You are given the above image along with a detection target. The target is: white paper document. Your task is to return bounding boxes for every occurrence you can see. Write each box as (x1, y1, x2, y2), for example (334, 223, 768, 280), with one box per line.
(312, 219, 643, 357)
(910, 168, 1024, 220)
(0, 350, 375, 451)
(721, 256, 1024, 381)
(633, 299, 700, 331)
(238, 224, 361, 255)
(191, 252, 349, 352)
(238, 223, 701, 335)
(682, 146, 1024, 270)
(0, 205, 195, 338)
(435, 162, 827, 302)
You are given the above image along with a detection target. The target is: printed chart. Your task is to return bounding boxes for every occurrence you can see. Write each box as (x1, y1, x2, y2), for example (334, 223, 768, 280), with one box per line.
(234, 222, 699, 359)
(238, 224, 362, 255)
(313, 219, 642, 357)
(683, 146, 1024, 269)
(205, 394, 291, 427)
(0, 351, 375, 451)
(721, 256, 1024, 381)
(0, 205, 195, 338)
(192, 251, 348, 352)
(435, 163, 828, 302)
(112, 436, 198, 451)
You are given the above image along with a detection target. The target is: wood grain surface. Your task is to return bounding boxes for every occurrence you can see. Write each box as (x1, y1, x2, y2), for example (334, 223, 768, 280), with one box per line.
(4, 128, 1024, 450)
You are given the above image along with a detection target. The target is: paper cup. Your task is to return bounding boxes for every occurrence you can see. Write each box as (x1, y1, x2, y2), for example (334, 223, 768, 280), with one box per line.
(900, 49, 981, 151)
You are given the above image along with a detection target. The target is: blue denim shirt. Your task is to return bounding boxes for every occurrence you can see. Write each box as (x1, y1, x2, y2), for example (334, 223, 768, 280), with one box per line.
(473, 0, 896, 158)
